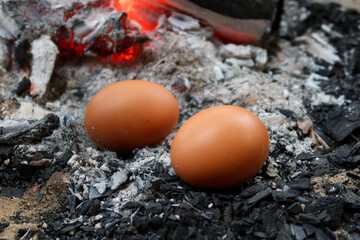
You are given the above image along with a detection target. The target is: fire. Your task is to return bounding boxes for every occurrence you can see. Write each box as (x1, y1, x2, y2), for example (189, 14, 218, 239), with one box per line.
(114, 0, 169, 31)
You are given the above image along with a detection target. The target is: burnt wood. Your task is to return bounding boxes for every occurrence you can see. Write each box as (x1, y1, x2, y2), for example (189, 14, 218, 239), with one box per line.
(189, 0, 279, 19)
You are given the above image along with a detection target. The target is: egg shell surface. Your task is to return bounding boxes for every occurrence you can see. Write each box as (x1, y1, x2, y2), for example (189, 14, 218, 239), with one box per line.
(170, 105, 269, 189)
(84, 80, 179, 153)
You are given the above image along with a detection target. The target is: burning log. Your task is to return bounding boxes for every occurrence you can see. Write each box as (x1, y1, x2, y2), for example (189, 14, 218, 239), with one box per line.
(115, 0, 283, 44)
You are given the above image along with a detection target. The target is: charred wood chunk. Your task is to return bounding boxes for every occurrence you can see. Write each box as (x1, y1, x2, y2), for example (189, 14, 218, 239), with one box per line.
(0, 113, 60, 145)
(0, 144, 14, 161)
(305, 197, 344, 229)
(15, 77, 32, 96)
(14, 39, 32, 70)
(189, 0, 279, 19)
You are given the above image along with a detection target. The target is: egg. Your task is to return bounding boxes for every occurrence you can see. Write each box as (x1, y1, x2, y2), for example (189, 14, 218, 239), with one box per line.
(84, 80, 179, 153)
(170, 105, 269, 189)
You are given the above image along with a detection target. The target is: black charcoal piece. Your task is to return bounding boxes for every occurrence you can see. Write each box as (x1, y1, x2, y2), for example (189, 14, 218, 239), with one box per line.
(315, 228, 331, 240)
(276, 224, 292, 240)
(313, 102, 360, 143)
(0, 114, 60, 145)
(17, 163, 37, 179)
(1, 186, 25, 198)
(49, 221, 63, 231)
(346, 171, 360, 179)
(242, 188, 272, 211)
(172, 226, 188, 240)
(88, 199, 101, 216)
(189, 0, 279, 19)
(290, 225, 306, 240)
(230, 221, 246, 234)
(77, 200, 92, 216)
(240, 181, 268, 198)
(263, 206, 283, 238)
(0, 223, 9, 232)
(306, 197, 344, 228)
(287, 202, 303, 214)
(55, 153, 72, 168)
(298, 212, 323, 225)
(67, 194, 77, 217)
(0, 144, 13, 160)
(14, 39, 32, 70)
(15, 77, 32, 96)
(272, 190, 300, 202)
(287, 179, 311, 191)
(343, 190, 360, 209)
(104, 219, 120, 230)
(56, 222, 83, 235)
(303, 224, 316, 237)
(278, 108, 302, 119)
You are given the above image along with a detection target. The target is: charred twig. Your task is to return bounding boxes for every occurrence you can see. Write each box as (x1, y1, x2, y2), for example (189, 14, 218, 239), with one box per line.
(0, 113, 60, 145)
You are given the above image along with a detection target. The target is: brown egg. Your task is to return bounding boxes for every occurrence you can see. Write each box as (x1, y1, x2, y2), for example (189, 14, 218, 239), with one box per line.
(84, 80, 179, 153)
(170, 105, 269, 189)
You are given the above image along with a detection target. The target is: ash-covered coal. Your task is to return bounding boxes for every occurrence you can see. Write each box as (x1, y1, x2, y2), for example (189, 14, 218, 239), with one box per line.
(1, 0, 360, 239)
(0, 0, 148, 58)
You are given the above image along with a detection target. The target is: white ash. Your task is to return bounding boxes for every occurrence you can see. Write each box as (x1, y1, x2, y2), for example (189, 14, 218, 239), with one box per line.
(30, 35, 59, 98)
(0, 12, 345, 209)
(168, 12, 200, 31)
(295, 32, 341, 64)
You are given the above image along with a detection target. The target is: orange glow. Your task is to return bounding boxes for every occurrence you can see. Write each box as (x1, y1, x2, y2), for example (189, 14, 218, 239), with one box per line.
(114, 0, 169, 31)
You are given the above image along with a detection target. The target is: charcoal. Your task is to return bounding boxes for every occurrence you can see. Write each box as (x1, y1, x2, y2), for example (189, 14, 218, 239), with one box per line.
(49, 221, 64, 231)
(272, 190, 300, 202)
(17, 163, 37, 179)
(15, 77, 32, 96)
(0, 114, 60, 145)
(14, 39, 32, 70)
(303, 224, 316, 237)
(315, 228, 332, 240)
(241, 188, 272, 211)
(0, 186, 26, 198)
(310, 102, 360, 143)
(54, 153, 73, 168)
(0, 144, 13, 161)
(276, 224, 293, 240)
(172, 226, 188, 240)
(343, 190, 360, 209)
(330, 143, 360, 167)
(346, 171, 360, 179)
(306, 197, 344, 228)
(298, 212, 325, 225)
(287, 179, 311, 191)
(239, 181, 268, 198)
(144, 202, 163, 214)
(0, 223, 9, 232)
(230, 221, 246, 234)
(104, 219, 120, 230)
(290, 225, 306, 240)
(278, 108, 302, 119)
(56, 222, 83, 235)
(287, 203, 303, 214)
(263, 205, 284, 238)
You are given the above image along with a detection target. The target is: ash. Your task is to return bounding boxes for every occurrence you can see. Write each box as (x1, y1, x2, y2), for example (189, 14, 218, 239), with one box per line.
(1, 1, 360, 239)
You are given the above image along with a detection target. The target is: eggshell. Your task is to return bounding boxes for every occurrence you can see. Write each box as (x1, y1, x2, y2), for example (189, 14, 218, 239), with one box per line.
(84, 80, 179, 153)
(170, 105, 269, 189)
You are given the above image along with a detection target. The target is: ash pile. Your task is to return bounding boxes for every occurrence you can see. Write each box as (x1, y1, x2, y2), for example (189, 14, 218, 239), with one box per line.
(1, 0, 360, 239)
